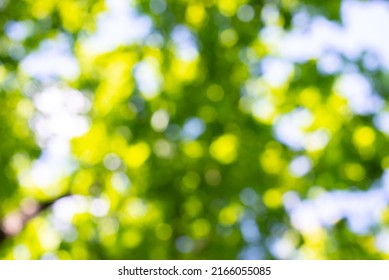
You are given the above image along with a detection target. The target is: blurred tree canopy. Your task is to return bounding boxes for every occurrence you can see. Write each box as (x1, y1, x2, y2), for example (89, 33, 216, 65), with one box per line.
(1, 0, 389, 259)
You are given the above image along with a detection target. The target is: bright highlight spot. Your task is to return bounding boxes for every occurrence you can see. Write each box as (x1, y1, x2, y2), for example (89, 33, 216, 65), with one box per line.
(263, 189, 283, 209)
(151, 109, 170, 132)
(210, 134, 239, 164)
(124, 142, 151, 168)
(219, 204, 243, 226)
(353, 126, 376, 148)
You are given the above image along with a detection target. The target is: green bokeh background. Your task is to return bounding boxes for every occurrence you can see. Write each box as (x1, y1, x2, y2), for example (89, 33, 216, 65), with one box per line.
(1, 0, 389, 259)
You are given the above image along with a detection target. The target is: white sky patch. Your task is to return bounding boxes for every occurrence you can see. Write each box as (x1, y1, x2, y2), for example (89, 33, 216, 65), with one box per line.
(375, 229, 389, 254)
(289, 156, 312, 177)
(374, 112, 389, 136)
(260, 26, 284, 53)
(5, 20, 33, 42)
(335, 73, 384, 115)
(52, 196, 89, 226)
(134, 58, 162, 99)
(32, 87, 90, 143)
(51, 196, 111, 232)
(274, 108, 309, 150)
(181, 117, 205, 140)
(81, 0, 152, 54)
(283, 191, 301, 212)
(273, 108, 331, 152)
(274, 108, 312, 151)
(171, 25, 199, 61)
(34, 87, 90, 115)
(33, 113, 89, 140)
(381, 170, 389, 195)
(317, 52, 344, 74)
(26, 140, 76, 190)
(50, 196, 108, 233)
(279, 1, 389, 69)
(90, 198, 110, 217)
(287, 170, 389, 235)
(21, 35, 79, 81)
(240, 217, 261, 243)
(341, 1, 389, 69)
(21, 87, 90, 191)
(280, 17, 348, 62)
(261, 57, 294, 87)
(270, 237, 297, 260)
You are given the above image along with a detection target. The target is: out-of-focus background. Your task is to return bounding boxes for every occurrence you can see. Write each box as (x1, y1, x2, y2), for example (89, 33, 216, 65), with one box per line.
(1, 0, 389, 259)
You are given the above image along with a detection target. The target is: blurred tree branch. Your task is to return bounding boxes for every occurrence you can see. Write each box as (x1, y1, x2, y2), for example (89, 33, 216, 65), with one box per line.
(0, 194, 71, 245)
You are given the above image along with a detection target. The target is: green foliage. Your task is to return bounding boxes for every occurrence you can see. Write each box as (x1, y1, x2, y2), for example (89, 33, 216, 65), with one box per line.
(0, 0, 388, 260)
